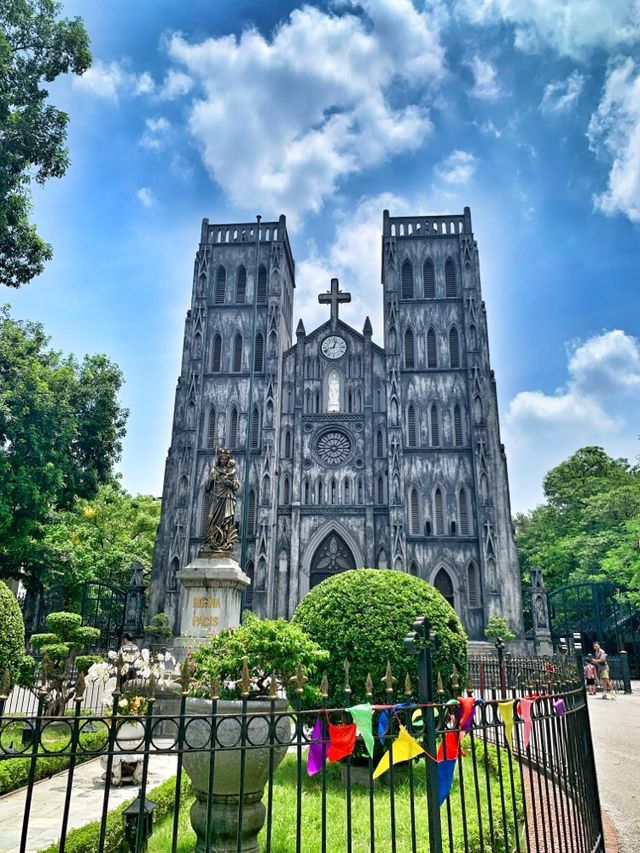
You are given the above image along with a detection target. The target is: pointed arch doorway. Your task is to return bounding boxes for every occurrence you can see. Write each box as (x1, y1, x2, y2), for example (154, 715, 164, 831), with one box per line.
(434, 567, 455, 608)
(310, 531, 357, 588)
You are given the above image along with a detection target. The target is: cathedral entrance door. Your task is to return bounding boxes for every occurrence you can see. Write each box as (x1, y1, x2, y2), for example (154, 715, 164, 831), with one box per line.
(310, 532, 357, 588)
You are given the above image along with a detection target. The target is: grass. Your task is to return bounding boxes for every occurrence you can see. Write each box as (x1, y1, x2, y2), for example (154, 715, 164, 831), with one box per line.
(147, 741, 523, 853)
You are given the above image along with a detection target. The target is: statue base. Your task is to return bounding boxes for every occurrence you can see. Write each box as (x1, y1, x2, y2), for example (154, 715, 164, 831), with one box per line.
(174, 553, 250, 657)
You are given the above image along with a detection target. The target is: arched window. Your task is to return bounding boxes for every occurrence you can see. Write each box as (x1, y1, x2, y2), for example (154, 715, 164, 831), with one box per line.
(410, 488, 420, 534)
(445, 258, 457, 297)
(407, 404, 417, 447)
(459, 487, 470, 535)
(212, 333, 222, 372)
(377, 475, 385, 504)
(344, 478, 351, 504)
(245, 561, 254, 609)
(427, 328, 437, 368)
(314, 390, 320, 413)
(167, 556, 179, 591)
(376, 429, 384, 458)
(193, 332, 202, 358)
(177, 475, 188, 506)
(449, 327, 460, 368)
(434, 567, 454, 607)
(316, 479, 323, 505)
(233, 333, 242, 372)
(330, 478, 337, 504)
(254, 332, 264, 372)
(450, 520, 457, 535)
(425, 519, 432, 536)
(423, 258, 435, 298)
(401, 259, 414, 299)
(251, 406, 260, 448)
(303, 479, 310, 504)
(409, 561, 419, 577)
(434, 488, 445, 535)
(430, 403, 440, 446)
(357, 477, 364, 504)
(281, 476, 290, 505)
(283, 429, 292, 458)
(467, 562, 479, 607)
(236, 265, 246, 303)
(305, 389, 311, 413)
(229, 407, 238, 448)
(200, 490, 211, 537)
(257, 264, 267, 303)
(247, 489, 256, 536)
(376, 384, 384, 411)
(214, 265, 226, 304)
(453, 404, 463, 447)
(404, 328, 415, 369)
(206, 406, 216, 449)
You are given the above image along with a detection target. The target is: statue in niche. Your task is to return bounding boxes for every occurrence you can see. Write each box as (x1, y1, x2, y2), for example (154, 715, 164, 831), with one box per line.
(203, 449, 240, 556)
(327, 370, 340, 412)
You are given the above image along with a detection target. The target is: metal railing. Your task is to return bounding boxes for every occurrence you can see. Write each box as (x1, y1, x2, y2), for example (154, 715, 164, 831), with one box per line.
(0, 621, 604, 853)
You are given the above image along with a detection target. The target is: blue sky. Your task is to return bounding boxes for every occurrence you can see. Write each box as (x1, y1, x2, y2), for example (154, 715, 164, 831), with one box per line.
(7, 0, 640, 512)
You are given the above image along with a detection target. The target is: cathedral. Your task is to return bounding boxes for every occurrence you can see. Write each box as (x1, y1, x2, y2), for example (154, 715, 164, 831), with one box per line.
(149, 208, 524, 641)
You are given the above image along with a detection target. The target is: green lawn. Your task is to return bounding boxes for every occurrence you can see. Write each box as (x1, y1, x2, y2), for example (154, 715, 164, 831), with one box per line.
(147, 742, 523, 853)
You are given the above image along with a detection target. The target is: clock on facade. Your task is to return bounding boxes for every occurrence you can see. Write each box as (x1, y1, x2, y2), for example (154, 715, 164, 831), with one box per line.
(321, 335, 347, 359)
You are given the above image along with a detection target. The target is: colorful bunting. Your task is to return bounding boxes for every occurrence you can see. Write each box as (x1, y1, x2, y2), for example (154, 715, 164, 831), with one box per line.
(437, 758, 457, 806)
(518, 698, 534, 750)
(349, 704, 375, 759)
(307, 717, 324, 776)
(327, 722, 357, 762)
(411, 707, 424, 732)
(457, 697, 476, 734)
(372, 725, 424, 779)
(437, 731, 464, 761)
(497, 700, 515, 752)
(553, 698, 565, 717)
(376, 702, 413, 745)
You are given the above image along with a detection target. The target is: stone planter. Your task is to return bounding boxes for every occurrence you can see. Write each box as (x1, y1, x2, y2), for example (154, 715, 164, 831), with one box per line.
(101, 719, 145, 786)
(182, 696, 291, 853)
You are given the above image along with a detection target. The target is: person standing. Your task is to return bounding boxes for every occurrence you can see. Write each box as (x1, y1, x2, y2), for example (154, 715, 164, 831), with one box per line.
(592, 642, 612, 698)
(583, 657, 597, 695)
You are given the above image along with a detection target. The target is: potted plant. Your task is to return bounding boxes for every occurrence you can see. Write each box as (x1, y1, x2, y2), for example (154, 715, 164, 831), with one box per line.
(183, 612, 328, 853)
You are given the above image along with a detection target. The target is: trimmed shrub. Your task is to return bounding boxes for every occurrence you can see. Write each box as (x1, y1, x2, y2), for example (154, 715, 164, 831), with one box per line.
(292, 569, 467, 708)
(0, 581, 26, 684)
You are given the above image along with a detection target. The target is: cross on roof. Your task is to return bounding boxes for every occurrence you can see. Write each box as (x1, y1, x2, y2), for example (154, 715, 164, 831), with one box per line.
(319, 278, 351, 326)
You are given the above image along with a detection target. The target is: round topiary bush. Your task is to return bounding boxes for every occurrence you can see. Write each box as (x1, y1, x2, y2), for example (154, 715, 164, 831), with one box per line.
(0, 581, 26, 684)
(292, 569, 467, 708)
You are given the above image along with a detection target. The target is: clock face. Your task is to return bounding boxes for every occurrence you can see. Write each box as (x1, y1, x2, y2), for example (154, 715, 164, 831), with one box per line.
(321, 335, 347, 359)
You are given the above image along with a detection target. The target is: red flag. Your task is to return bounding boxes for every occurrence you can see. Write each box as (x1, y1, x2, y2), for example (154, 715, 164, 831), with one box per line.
(327, 722, 357, 762)
(437, 731, 465, 760)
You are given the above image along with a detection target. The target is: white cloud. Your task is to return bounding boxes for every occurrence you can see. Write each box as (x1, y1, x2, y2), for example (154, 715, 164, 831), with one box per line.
(468, 56, 500, 100)
(588, 57, 640, 223)
(136, 187, 156, 207)
(569, 329, 640, 394)
(74, 60, 155, 101)
(540, 71, 585, 113)
(163, 0, 446, 226)
(455, 0, 640, 59)
(159, 70, 193, 100)
(140, 117, 172, 151)
(434, 150, 478, 185)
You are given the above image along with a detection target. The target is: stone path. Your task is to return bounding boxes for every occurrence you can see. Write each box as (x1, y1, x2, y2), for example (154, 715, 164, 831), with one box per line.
(588, 683, 640, 853)
(0, 743, 177, 853)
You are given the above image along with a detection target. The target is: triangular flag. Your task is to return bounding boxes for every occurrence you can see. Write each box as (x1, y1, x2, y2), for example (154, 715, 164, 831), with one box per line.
(437, 758, 457, 806)
(518, 698, 534, 750)
(377, 709, 391, 745)
(307, 717, 324, 776)
(458, 697, 476, 734)
(437, 731, 464, 760)
(327, 722, 357, 762)
(349, 704, 375, 759)
(372, 724, 424, 779)
(553, 698, 565, 717)
(497, 701, 515, 752)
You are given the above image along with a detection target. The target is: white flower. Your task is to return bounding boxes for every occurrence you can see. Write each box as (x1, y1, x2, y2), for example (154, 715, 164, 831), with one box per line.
(156, 653, 165, 661)
(107, 651, 117, 660)
(118, 698, 129, 709)
(141, 648, 150, 663)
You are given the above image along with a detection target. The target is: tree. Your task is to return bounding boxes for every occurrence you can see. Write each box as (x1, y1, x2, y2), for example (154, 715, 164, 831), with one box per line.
(41, 482, 160, 597)
(484, 615, 515, 643)
(0, 0, 91, 286)
(0, 307, 128, 589)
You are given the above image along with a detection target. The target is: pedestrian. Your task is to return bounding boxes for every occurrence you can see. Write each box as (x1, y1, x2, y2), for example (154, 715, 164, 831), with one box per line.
(583, 657, 597, 695)
(119, 632, 140, 655)
(592, 642, 612, 698)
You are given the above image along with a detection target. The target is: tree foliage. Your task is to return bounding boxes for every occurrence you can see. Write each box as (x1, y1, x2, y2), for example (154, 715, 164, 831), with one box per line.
(515, 446, 640, 603)
(0, 307, 128, 586)
(0, 0, 91, 286)
(0, 580, 25, 683)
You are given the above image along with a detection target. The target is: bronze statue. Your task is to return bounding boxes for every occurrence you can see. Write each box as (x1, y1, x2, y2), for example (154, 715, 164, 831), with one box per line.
(204, 449, 240, 555)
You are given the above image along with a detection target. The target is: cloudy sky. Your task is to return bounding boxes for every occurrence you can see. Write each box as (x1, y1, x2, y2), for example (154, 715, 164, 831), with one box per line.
(7, 0, 640, 512)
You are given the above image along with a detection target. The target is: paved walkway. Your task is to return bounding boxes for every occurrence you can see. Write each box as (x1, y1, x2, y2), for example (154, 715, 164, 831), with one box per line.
(0, 744, 177, 853)
(588, 683, 640, 852)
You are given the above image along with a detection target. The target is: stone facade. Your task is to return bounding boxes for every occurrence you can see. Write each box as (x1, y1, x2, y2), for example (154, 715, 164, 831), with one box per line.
(149, 208, 524, 640)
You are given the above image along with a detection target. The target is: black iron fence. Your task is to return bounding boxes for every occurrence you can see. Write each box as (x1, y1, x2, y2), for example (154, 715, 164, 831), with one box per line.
(0, 621, 605, 853)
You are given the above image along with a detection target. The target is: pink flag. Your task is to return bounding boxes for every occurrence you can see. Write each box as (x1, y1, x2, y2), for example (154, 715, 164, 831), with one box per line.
(553, 698, 565, 717)
(458, 697, 476, 734)
(307, 717, 324, 776)
(518, 698, 534, 750)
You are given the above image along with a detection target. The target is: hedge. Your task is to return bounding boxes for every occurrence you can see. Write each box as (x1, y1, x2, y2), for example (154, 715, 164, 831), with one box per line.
(292, 569, 468, 709)
(0, 581, 25, 684)
(37, 773, 191, 853)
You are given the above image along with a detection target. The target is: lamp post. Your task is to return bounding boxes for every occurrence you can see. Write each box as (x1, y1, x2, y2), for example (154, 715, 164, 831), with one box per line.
(123, 790, 158, 852)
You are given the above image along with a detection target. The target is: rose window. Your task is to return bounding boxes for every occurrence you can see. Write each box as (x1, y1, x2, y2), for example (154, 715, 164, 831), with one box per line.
(315, 430, 352, 466)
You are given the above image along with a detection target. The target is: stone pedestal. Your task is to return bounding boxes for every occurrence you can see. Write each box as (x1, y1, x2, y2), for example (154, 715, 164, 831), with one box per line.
(173, 553, 250, 657)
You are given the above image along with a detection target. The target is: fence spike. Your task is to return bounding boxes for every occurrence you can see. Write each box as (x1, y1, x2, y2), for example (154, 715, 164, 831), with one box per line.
(75, 671, 86, 702)
(289, 662, 308, 695)
(437, 672, 444, 696)
(320, 674, 329, 699)
(382, 661, 396, 694)
(404, 672, 412, 697)
(147, 672, 157, 699)
(451, 665, 460, 692)
(210, 675, 220, 701)
(365, 672, 373, 698)
(240, 658, 251, 698)
(180, 658, 191, 694)
(269, 671, 278, 700)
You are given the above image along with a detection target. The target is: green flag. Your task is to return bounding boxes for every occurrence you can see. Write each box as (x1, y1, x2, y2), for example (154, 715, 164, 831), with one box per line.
(349, 703, 375, 758)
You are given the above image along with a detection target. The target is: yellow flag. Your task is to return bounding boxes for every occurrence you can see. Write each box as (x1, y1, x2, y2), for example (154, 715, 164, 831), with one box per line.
(497, 701, 515, 752)
(373, 724, 425, 779)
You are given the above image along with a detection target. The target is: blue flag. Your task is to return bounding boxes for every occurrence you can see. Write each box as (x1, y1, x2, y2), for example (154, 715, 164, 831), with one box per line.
(437, 758, 457, 806)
